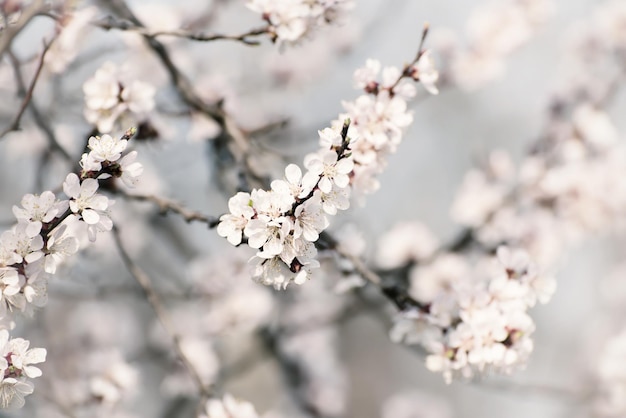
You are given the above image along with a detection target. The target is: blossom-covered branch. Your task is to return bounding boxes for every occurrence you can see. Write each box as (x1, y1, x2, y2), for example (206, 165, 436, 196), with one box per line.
(0, 128, 143, 408)
(216, 30, 439, 288)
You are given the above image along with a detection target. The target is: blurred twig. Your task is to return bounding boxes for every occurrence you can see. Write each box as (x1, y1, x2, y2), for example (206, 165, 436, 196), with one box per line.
(114, 189, 220, 227)
(101, 0, 267, 190)
(0, 0, 48, 58)
(1, 36, 56, 139)
(5, 51, 72, 162)
(93, 15, 269, 45)
(111, 225, 214, 400)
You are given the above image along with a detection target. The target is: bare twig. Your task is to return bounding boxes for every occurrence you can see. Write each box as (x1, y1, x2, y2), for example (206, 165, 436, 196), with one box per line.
(114, 189, 220, 227)
(93, 15, 269, 45)
(101, 0, 265, 189)
(6, 51, 72, 163)
(0, 0, 48, 58)
(111, 225, 214, 399)
(1, 36, 56, 138)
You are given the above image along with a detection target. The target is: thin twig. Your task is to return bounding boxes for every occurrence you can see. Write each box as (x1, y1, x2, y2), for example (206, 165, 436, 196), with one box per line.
(114, 189, 220, 227)
(93, 15, 269, 45)
(111, 225, 214, 399)
(0, 0, 48, 58)
(6, 51, 72, 162)
(102, 0, 265, 189)
(334, 245, 381, 286)
(1, 36, 56, 138)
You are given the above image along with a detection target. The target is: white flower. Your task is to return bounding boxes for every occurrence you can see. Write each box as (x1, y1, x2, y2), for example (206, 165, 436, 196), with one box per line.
(83, 62, 155, 133)
(244, 189, 293, 257)
(1, 333, 47, 379)
(319, 184, 350, 215)
(318, 127, 345, 149)
(63, 174, 113, 241)
(2, 223, 44, 265)
(342, 94, 413, 150)
(44, 225, 79, 274)
(0, 239, 20, 268)
(120, 80, 156, 115)
(252, 251, 318, 290)
(247, 0, 354, 46)
(0, 268, 19, 318)
(12, 191, 63, 235)
(83, 62, 120, 111)
(45, 7, 96, 73)
(271, 164, 316, 200)
(376, 221, 439, 269)
(0, 330, 46, 409)
(87, 134, 128, 163)
(293, 195, 329, 242)
(89, 355, 138, 404)
(63, 174, 108, 222)
(303, 151, 354, 193)
(79, 152, 102, 173)
(414, 49, 440, 95)
(218, 192, 255, 246)
(0, 379, 33, 409)
(21, 270, 48, 309)
(353, 59, 381, 90)
(200, 394, 259, 418)
(245, 216, 292, 258)
(118, 151, 144, 187)
(450, 169, 508, 227)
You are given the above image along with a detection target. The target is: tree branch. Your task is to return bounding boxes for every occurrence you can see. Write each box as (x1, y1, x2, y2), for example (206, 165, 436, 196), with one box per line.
(0, 0, 48, 58)
(114, 189, 220, 227)
(1, 36, 56, 138)
(93, 15, 269, 45)
(111, 225, 214, 399)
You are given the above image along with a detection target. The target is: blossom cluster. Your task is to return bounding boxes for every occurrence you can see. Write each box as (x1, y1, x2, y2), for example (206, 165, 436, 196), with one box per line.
(217, 52, 439, 289)
(83, 62, 156, 134)
(379, 100, 625, 383)
(452, 104, 626, 267)
(0, 330, 46, 409)
(389, 246, 556, 383)
(247, 0, 355, 45)
(0, 131, 142, 408)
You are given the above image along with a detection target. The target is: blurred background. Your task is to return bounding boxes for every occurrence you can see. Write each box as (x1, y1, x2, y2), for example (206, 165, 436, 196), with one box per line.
(1, 0, 624, 417)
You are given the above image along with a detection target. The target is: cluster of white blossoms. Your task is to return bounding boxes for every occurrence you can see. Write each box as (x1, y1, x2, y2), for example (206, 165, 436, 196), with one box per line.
(452, 104, 626, 267)
(0, 330, 46, 409)
(389, 246, 556, 383)
(436, 0, 554, 90)
(0, 131, 143, 408)
(218, 52, 439, 289)
(246, 0, 354, 45)
(83, 62, 156, 134)
(341, 52, 439, 200)
(381, 51, 626, 382)
(199, 394, 259, 418)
